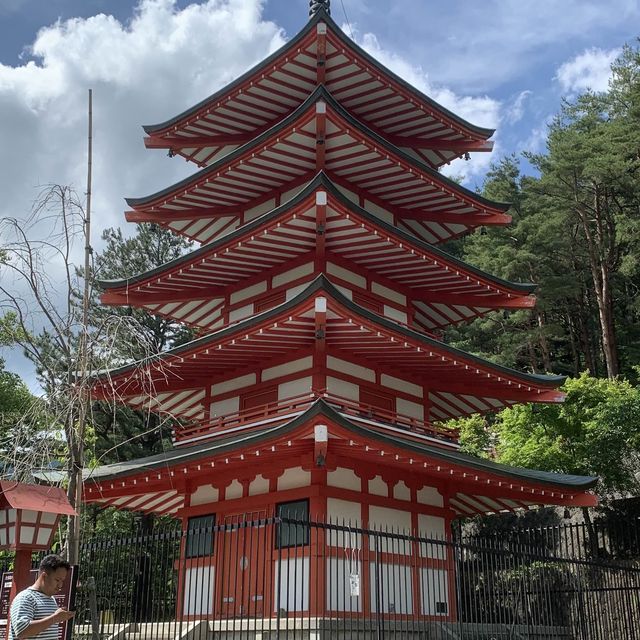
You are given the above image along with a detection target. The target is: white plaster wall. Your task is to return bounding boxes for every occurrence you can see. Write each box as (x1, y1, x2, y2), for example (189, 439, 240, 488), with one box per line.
(277, 466, 311, 491)
(274, 558, 309, 612)
(278, 377, 312, 401)
(225, 479, 243, 500)
(327, 376, 359, 402)
(212, 373, 257, 396)
(369, 506, 412, 554)
(372, 281, 406, 305)
(248, 474, 270, 496)
(326, 558, 363, 612)
(393, 481, 411, 501)
(327, 356, 375, 382)
(327, 498, 362, 549)
(420, 568, 449, 616)
(396, 398, 424, 421)
(263, 356, 312, 382)
(418, 514, 447, 560)
(272, 262, 314, 288)
(370, 563, 413, 614)
(229, 304, 253, 323)
(368, 475, 388, 497)
(210, 396, 239, 418)
(381, 374, 422, 398)
(230, 281, 267, 304)
(190, 484, 219, 506)
(327, 467, 361, 491)
(327, 262, 366, 288)
(183, 566, 214, 615)
(384, 305, 408, 324)
(417, 486, 444, 507)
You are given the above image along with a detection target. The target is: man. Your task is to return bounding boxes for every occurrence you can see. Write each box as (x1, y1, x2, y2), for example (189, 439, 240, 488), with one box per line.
(9, 555, 75, 640)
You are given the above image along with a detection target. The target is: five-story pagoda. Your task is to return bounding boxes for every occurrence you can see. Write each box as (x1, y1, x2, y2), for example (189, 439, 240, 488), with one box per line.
(84, 0, 597, 623)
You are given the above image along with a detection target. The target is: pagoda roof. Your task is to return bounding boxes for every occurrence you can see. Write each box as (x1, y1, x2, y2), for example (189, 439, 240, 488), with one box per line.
(83, 399, 597, 518)
(101, 173, 534, 332)
(93, 276, 563, 423)
(143, 9, 493, 170)
(127, 87, 509, 246)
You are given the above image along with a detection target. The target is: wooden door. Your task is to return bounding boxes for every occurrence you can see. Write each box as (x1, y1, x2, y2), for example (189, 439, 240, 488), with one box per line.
(217, 512, 269, 618)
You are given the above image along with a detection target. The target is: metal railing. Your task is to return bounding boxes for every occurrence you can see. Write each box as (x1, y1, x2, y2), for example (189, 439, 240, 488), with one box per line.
(70, 516, 640, 640)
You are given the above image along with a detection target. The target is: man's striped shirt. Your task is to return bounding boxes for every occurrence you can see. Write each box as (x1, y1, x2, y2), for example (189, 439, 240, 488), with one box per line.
(9, 588, 59, 640)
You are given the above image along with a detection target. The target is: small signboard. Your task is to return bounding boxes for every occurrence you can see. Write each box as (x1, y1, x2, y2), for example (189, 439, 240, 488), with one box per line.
(0, 567, 78, 640)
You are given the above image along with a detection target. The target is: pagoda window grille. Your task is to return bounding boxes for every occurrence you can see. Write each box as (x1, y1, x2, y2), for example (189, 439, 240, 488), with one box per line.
(185, 514, 215, 558)
(276, 499, 309, 548)
(241, 386, 278, 412)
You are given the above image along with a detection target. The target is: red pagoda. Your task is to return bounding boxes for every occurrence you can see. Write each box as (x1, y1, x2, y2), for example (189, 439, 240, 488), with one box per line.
(84, 0, 597, 624)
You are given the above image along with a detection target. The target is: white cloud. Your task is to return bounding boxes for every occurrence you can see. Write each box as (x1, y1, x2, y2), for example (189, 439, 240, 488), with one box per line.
(0, 0, 285, 387)
(505, 90, 532, 125)
(0, 0, 284, 243)
(555, 47, 620, 94)
(355, 32, 501, 183)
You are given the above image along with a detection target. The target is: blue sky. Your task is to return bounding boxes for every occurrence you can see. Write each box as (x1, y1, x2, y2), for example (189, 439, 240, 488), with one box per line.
(0, 0, 638, 387)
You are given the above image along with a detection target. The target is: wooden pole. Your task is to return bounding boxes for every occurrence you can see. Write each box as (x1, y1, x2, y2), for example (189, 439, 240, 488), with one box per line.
(69, 88, 93, 563)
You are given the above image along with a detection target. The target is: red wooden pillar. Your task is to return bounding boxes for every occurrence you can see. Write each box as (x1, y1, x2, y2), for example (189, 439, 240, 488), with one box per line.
(308, 469, 327, 617)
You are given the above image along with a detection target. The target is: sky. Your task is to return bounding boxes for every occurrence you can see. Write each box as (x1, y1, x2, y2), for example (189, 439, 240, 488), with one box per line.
(0, 0, 638, 389)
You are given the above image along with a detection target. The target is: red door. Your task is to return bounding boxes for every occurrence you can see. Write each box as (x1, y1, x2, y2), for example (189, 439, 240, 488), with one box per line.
(217, 512, 269, 618)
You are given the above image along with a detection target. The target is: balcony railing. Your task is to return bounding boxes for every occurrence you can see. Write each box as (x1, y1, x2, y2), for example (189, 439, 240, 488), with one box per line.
(173, 391, 459, 447)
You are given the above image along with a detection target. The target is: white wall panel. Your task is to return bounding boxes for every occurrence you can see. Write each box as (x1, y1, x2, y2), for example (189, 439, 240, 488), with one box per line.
(327, 262, 366, 288)
(326, 558, 363, 612)
(183, 566, 214, 615)
(273, 262, 314, 288)
(327, 376, 359, 401)
(278, 377, 312, 400)
(327, 356, 375, 382)
(368, 475, 388, 497)
(327, 467, 361, 491)
(417, 486, 444, 507)
(277, 466, 311, 491)
(190, 484, 219, 506)
(229, 304, 253, 323)
(248, 474, 269, 496)
(396, 398, 424, 421)
(370, 563, 413, 614)
(212, 373, 256, 396)
(420, 568, 449, 616)
(210, 396, 239, 418)
(263, 356, 312, 382)
(274, 558, 309, 612)
(384, 305, 408, 324)
(230, 281, 267, 304)
(380, 374, 422, 398)
(369, 506, 412, 554)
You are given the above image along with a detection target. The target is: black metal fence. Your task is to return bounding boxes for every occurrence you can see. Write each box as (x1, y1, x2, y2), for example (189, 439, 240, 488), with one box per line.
(67, 516, 640, 640)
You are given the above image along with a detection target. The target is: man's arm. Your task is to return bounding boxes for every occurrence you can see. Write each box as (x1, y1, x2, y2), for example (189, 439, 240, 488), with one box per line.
(14, 608, 75, 639)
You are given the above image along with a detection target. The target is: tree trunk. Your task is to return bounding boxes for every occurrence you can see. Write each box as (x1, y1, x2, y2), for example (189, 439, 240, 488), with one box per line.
(536, 312, 552, 371)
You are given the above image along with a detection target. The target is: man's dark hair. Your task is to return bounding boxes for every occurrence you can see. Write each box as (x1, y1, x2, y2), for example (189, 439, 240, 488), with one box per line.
(39, 554, 71, 573)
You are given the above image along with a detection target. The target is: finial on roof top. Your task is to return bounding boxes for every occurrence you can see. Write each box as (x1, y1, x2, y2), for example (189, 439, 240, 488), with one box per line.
(309, 0, 330, 17)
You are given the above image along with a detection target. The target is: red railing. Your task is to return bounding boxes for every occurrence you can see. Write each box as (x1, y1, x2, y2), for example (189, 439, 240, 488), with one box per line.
(173, 391, 459, 446)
